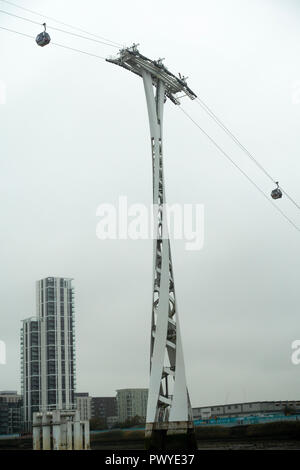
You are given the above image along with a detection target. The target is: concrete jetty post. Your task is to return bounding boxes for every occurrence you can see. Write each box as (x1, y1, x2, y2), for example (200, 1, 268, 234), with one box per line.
(73, 410, 83, 450)
(52, 410, 62, 450)
(42, 412, 51, 450)
(33, 413, 41, 450)
(84, 421, 90, 450)
(66, 420, 73, 450)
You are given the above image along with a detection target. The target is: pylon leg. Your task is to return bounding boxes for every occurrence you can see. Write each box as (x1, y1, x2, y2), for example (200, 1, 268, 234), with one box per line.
(142, 71, 196, 449)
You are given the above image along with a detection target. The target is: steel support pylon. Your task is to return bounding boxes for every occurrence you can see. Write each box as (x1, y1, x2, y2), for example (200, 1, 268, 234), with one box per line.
(142, 71, 193, 440)
(107, 46, 197, 448)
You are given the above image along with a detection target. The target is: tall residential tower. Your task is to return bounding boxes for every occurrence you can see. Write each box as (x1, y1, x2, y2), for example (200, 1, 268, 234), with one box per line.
(21, 277, 76, 430)
(21, 317, 40, 430)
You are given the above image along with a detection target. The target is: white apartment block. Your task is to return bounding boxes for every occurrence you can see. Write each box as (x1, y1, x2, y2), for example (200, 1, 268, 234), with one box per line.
(116, 388, 148, 423)
(75, 393, 92, 421)
(21, 277, 76, 430)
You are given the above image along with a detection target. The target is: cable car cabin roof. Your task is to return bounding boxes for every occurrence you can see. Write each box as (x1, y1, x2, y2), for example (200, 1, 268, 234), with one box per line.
(106, 46, 197, 105)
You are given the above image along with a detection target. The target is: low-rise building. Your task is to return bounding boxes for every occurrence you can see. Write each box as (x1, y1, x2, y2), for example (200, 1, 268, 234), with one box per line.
(193, 400, 300, 420)
(0, 391, 22, 434)
(116, 388, 148, 424)
(91, 396, 117, 424)
(75, 393, 92, 421)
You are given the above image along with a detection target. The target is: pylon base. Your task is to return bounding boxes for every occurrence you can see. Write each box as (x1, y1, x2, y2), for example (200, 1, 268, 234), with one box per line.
(145, 422, 197, 450)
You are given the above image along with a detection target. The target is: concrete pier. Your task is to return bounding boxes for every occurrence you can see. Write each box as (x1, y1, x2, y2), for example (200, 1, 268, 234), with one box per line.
(33, 410, 90, 450)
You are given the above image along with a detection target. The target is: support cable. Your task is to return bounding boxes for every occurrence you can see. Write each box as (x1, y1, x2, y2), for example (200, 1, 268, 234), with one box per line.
(0, 0, 122, 47)
(179, 106, 300, 234)
(194, 96, 300, 210)
(2, 0, 299, 212)
(1, 20, 299, 235)
(0, 25, 106, 60)
(0, 8, 119, 48)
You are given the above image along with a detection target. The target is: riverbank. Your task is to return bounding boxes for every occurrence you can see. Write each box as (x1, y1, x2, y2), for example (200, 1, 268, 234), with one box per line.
(1, 421, 300, 450)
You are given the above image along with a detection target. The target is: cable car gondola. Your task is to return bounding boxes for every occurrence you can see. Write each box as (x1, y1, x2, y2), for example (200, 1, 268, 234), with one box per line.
(271, 182, 282, 200)
(36, 23, 51, 47)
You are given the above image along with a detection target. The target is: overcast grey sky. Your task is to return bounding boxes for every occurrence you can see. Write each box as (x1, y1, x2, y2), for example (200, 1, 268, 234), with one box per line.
(1, 0, 300, 408)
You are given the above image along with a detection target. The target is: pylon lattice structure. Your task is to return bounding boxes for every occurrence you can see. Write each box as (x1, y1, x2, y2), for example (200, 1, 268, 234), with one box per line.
(107, 46, 197, 448)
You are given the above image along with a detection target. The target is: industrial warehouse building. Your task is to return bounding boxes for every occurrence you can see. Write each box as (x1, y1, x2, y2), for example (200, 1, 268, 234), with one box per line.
(193, 400, 300, 420)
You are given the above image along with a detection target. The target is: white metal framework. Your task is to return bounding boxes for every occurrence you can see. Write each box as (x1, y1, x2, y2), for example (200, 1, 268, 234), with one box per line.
(107, 46, 197, 434)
